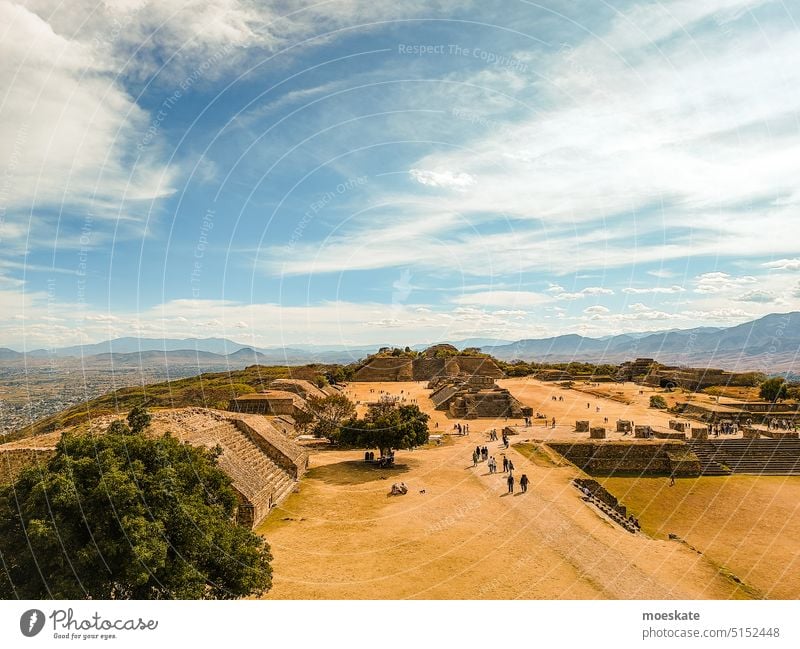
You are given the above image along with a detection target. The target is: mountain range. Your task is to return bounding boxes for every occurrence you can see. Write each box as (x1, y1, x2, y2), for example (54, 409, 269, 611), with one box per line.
(1, 312, 798, 372)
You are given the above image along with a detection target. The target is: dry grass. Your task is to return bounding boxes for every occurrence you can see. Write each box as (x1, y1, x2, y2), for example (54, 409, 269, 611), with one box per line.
(599, 475, 800, 599)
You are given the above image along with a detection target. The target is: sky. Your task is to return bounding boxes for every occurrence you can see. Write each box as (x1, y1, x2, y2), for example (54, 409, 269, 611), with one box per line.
(1, 0, 800, 351)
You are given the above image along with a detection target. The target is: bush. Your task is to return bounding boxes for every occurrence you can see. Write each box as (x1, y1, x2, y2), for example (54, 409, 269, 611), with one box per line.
(649, 395, 668, 409)
(760, 377, 788, 403)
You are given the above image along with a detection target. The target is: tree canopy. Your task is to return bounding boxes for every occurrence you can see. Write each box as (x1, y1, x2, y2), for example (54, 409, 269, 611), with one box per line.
(295, 393, 356, 440)
(337, 400, 429, 456)
(0, 408, 272, 599)
(760, 377, 788, 403)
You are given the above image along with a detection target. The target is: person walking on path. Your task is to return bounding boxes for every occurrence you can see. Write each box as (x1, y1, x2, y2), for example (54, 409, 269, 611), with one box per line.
(507, 473, 515, 494)
(508, 459, 515, 472)
(520, 474, 529, 493)
(472, 451, 479, 467)
(502, 456, 509, 472)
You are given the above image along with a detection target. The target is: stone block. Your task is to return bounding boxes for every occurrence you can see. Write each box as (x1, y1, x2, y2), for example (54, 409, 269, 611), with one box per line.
(590, 427, 606, 439)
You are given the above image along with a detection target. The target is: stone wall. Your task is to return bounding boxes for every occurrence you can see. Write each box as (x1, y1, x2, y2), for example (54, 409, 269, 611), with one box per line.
(353, 356, 416, 381)
(548, 441, 700, 476)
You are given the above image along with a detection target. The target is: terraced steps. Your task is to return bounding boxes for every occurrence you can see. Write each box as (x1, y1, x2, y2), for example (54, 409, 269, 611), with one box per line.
(689, 439, 800, 476)
(189, 422, 298, 512)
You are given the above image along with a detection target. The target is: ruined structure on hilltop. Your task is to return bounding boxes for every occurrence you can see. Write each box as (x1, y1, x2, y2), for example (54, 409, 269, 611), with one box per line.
(617, 358, 760, 391)
(352, 344, 505, 382)
(228, 389, 307, 416)
(428, 375, 527, 419)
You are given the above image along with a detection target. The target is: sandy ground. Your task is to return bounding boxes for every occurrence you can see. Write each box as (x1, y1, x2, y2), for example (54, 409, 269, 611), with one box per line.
(257, 379, 763, 600)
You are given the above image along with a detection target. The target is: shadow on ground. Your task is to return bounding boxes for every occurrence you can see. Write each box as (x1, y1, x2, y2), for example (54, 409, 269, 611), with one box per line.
(307, 459, 414, 485)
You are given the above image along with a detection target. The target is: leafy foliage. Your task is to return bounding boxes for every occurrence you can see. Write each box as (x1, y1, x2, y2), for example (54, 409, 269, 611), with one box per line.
(649, 395, 668, 409)
(337, 401, 429, 456)
(0, 409, 272, 599)
(301, 394, 356, 440)
(760, 377, 788, 403)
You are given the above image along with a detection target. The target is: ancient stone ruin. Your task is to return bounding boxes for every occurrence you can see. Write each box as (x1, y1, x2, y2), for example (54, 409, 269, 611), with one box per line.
(618, 358, 759, 391)
(428, 375, 523, 419)
(228, 389, 307, 417)
(352, 344, 505, 382)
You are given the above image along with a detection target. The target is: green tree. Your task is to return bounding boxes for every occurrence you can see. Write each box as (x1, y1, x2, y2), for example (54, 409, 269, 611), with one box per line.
(338, 401, 429, 457)
(760, 377, 788, 403)
(304, 393, 356, 440)
(126, 404, 152, 434)
(649, 395, 668, 409)
(0, 412, 272, 599)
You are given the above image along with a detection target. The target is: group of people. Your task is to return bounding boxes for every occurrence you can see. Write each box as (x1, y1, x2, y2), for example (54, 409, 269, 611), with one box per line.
(712, 421, 739, 436)
(472, 445, 490, 465)
(471, 438, 529, 495)
(454, 422, 471, 435)
(766, 418, 798, 431)
(506, 472, 529, 494)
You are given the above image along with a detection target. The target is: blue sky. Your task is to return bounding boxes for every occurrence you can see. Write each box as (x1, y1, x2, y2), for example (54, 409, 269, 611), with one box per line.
(2, 0, 800, 350)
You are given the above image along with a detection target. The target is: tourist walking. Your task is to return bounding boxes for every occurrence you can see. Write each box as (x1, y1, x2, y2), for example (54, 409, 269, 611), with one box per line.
(508, 459, 515, 472)
(520, 474, 529, 493)
(507, 473, 515, 494)
(472, 451, 479, 467)
(502, 456, 509, 472)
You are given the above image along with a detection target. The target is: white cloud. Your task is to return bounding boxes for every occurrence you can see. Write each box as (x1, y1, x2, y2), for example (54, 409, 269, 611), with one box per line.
(735, 290, 778, 303)
(0, 2, 176, 222)
(451, 290, 548, 308)
(622, 285, 686, 294)
(694, 272, 758, 294)
(550, 286, 614, 300)
(584, 305, 610, 315)
(647, 269, 677, 279)
(409, 168, 476, 190)
(764, 259, 800, 271)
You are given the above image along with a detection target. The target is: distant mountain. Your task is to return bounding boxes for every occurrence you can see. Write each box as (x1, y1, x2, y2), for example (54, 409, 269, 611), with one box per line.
(33, 337, 249, 358)
(2, 313, 799, 372)
(411, 337, 516, 351)
(0, 347, 24, 360)
(484, 312, 800, 372)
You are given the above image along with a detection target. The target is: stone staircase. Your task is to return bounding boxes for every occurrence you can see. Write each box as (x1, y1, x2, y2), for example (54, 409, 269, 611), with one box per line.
(689, 439, 800, 476)
(192, 422, 297, 511)
(687, 441, 732, 476)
